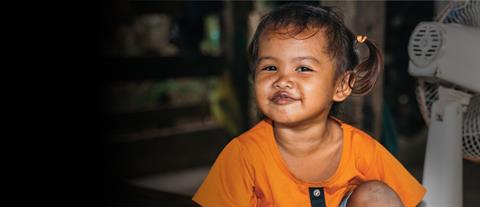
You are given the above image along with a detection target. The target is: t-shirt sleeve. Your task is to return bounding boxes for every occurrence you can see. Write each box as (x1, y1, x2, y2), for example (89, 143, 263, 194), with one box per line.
(361, 141, 426, 207)
(192, 138, 256, 207)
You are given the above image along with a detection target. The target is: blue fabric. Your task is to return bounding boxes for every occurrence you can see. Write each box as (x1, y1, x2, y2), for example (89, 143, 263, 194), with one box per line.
(339, 190, 353, 207)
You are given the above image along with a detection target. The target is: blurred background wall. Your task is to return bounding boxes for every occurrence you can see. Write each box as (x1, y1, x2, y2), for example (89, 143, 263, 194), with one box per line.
(99, 1, 479, 206)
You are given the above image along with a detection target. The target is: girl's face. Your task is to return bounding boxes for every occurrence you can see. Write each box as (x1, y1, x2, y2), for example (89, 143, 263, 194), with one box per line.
(254, 28, 350, 126)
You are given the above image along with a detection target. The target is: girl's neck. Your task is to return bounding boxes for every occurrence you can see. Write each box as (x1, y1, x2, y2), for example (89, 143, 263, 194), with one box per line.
(273, 117, 339, 157)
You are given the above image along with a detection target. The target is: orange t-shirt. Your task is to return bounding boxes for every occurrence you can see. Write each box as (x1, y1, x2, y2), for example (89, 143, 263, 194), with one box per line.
(193, 119, 426, 207)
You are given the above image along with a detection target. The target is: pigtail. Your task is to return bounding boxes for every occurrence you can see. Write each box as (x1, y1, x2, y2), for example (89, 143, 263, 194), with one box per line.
(350, 38, 383, 96)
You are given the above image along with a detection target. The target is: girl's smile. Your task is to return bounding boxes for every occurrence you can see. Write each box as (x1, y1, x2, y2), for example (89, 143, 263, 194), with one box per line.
(270, 91, 301, 105)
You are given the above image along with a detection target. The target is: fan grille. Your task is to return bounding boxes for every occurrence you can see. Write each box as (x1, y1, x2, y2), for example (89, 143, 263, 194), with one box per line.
(416, 79, 480, 159)
(441, 0, 480, 27)
(416, 79, 439, 124)
(408, 23, 442, 67)
(463, 95, 480, 159)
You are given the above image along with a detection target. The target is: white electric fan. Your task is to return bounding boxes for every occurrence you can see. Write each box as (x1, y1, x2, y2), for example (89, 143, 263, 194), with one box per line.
(407, 0, 480, 206)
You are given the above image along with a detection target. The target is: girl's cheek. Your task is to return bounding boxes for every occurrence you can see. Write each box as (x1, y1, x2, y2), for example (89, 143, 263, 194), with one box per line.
(256, 81, 269, 93)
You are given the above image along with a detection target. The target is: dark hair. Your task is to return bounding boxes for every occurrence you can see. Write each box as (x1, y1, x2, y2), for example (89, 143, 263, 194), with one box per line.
(248, 3, 383, 96)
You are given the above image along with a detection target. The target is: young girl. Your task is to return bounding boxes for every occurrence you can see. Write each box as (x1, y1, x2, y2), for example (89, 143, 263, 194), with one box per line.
(193, 3, 425, 207)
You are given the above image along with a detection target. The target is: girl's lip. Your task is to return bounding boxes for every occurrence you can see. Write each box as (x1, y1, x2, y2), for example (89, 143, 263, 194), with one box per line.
(270, 91, 300, 105)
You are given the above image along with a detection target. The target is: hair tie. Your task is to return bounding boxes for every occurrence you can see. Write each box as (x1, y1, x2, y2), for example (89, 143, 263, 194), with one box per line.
(356, 35, 367, 43)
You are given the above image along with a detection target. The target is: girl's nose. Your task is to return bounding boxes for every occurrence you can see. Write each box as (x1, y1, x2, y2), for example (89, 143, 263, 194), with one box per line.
(273, 75, 294, 89)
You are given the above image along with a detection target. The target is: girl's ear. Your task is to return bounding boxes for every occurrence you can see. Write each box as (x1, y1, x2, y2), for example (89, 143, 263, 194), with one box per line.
(333, 71, 354, 102)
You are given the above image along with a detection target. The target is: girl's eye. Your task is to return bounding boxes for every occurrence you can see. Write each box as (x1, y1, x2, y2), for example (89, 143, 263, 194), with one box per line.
(296, 66, 313, 72)
(262, 66, 277, 71)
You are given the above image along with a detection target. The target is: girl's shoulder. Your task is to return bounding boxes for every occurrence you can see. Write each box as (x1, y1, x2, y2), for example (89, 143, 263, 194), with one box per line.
(220, 119, 276, 160)
(331, 116, 377, 145)
(339, 121, 391, 173)
(340, 121, 380, 152)
(236, 119, 274, 145)
(223, 119, 277, 169)
(342, 123, 381, 162)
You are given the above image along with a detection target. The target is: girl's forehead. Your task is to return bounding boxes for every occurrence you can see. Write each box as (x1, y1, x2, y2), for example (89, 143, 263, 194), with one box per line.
(259, 27, 329, 53)
(261, 26, 326, 41)
(256, 26, 334, 64)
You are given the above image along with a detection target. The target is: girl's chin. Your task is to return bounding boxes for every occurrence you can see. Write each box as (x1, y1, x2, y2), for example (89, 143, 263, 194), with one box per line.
(266, 112, 326, 127)
(262, 110, 304, 122)
(267, 115, 301, 125)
